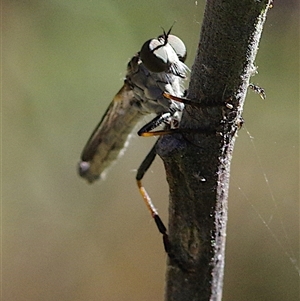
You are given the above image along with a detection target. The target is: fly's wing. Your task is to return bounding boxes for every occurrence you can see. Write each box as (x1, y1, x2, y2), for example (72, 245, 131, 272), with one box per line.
(78, 82, 143, 183)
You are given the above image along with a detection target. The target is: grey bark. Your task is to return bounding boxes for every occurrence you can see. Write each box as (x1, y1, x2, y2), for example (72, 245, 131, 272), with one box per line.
(156, 1, 273, 300)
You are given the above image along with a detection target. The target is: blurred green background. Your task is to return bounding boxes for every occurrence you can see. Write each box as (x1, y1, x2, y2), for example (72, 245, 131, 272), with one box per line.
(2, 1, 299, 300)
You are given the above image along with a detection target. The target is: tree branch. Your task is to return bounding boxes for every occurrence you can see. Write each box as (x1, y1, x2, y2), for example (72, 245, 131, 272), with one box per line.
(157, 1, 273, 300)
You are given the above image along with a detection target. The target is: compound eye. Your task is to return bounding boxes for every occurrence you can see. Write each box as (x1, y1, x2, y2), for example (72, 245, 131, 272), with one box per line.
(166, 35, 187, 63)
(140, 38, 170, 73)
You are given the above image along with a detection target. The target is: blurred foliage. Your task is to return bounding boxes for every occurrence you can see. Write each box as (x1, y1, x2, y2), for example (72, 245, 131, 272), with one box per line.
(2, 1, 299, 301)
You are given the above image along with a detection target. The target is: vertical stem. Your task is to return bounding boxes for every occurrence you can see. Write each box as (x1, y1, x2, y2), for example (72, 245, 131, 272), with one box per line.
(157, 1, 272, 300)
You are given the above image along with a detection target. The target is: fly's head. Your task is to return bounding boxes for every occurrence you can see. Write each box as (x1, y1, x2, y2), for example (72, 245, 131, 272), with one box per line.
(139, 28, 187, 78)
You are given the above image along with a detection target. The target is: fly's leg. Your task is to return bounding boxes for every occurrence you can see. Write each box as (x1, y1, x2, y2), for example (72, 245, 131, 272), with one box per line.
(137, 113, 179, 137)
(135, 93, 229, 261)
(249, 83, 266, 99)
(136, 105, 219, 270)
(136, 141, 172, 255)
(164, 85, 266, 106)
(136, 115, 194, 269)
(136, 113, 173, 254)
(163, 92, 234, 108)
(138, 92, 231, 138)
(163, 92, 201, 107)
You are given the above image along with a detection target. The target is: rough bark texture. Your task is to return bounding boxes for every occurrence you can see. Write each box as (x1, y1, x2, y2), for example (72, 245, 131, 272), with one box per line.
(156, 1, 272, 300)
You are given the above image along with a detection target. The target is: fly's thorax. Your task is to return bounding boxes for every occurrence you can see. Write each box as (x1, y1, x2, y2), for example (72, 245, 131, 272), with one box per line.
(126, 56, 186, 115)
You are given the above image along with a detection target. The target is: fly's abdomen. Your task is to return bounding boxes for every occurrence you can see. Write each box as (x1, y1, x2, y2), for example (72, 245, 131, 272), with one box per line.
(78, 83, 143, 183)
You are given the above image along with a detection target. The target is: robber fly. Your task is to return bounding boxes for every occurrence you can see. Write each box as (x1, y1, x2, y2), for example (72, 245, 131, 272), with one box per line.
(78, 28, 188, 258)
